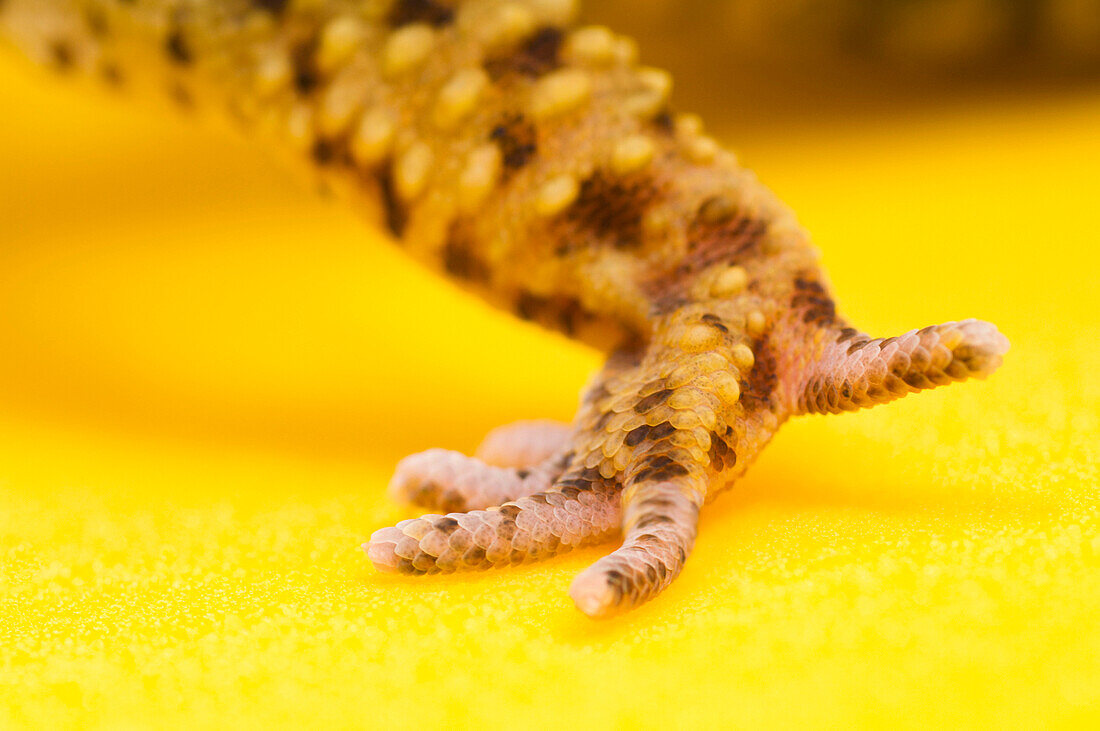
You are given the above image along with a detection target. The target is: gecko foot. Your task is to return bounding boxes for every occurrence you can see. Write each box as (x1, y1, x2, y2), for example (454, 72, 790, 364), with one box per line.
(366, 315, 1008, 618)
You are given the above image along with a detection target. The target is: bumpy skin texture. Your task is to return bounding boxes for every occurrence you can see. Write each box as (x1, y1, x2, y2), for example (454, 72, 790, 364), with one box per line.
(1, 0, 1009, 618)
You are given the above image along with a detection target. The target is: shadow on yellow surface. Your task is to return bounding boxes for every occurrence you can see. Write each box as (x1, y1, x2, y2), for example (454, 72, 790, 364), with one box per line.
(1, 37, 1099, 728)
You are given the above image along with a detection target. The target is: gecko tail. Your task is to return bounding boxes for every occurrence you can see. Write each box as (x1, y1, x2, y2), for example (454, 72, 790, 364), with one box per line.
(796, 319, 1009, 415)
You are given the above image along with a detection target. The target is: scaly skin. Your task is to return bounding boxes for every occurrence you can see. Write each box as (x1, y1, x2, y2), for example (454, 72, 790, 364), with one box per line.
(1, 0, 1009, 618)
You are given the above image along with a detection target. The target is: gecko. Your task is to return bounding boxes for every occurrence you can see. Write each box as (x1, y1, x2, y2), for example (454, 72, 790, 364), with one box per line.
(0, 0, 1008, 618)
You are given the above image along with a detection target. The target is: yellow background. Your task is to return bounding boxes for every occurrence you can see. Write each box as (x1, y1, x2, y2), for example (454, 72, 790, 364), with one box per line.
(2, 32, 1099, 729)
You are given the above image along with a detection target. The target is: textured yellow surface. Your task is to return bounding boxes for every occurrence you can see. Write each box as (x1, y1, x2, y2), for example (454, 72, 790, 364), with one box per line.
(1, 51, 1099, 727)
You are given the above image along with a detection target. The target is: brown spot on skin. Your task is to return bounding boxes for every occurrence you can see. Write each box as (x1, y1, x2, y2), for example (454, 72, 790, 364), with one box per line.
(634, 389, 673, 414)
(442, 224, 491, 283)
(642, 214, 768, 315)
(697, 196, 738, 225)
(449, 529, 473, 552)
(904, 371, 933, 389)
(634, 514, 674, 532)
(837, 327, 861, 343)
(585, 382, 611, 406)
(165, 29, 192, 65)
(646, 294, 691, 318)
(847, 339, 872, 355)
(551, 451, 575, 472)
(625, 426, 649, 447)
(653, 111, 675, 134)
(420, 485, 463, 513)
(688, 214, 768, 263)
(560, 171, 663, 251)
(791, 275, 838, 327)
(544, 534, 562, 554)
(413, 481, 441, 506)
(289, 37, 320, 94)
(557, 476, 593, 491)
(638, 455, 672, 471)
(376, 168, 408, 238)
(490, 113, 538, 175)
(707, 430, 736, 471)
(85, 9, 108, 37)
(649, 422, 676, 441)
(654, 560, 668, 580)
(606, 346, 646, 373)
(604, 571, 626, 601)
(411, 551, 438, 572)
(294, 67, 318, 94)
(515, 291, 544, 321)
(168, 82, 195, 109)
(633, 454, 689, 483)
(100, 63, 124, 86)
(311, 139, 336, 166)
(593, 410, 615, 431)
(636, 496, 682, 515)
(485, 27, 563, 80)
(655, 463, 691, 481)
(700, 314, 729, 333)
(49, 41, 74, 71)
(558, 466, 604, 491)
(293, 67, 318, 94)
(440, 492, 466, 513)
(742, 338, 779, 408)
(253, 0, 290, 14)
(514, 291, 596, 338)
(388, 0, 454, 27)
(434, 517, 461, 535)
(579, 467, 604, 482)
(497, 518, 518, 541)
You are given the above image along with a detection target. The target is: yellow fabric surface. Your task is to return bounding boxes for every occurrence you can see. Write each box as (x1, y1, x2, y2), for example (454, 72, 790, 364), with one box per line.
(1, 53, 1098, 727)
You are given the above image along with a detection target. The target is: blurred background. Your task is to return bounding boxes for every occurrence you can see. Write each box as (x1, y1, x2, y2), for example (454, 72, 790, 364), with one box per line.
(586, 0, 1100, 141)
(1, 1, 1098, 727)
(596, 0, 1100, 77)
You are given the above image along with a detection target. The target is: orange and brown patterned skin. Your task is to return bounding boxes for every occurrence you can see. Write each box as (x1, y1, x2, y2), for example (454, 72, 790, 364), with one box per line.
(1, 0, 1009, 618)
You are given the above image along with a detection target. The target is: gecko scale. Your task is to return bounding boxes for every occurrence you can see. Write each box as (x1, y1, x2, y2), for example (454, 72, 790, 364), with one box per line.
(1, 0, 1008, 618)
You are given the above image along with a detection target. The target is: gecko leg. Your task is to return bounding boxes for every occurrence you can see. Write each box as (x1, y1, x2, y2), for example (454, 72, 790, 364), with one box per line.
(798, 319, 1009, 415)
(570, 478, 705, 618)
(474, 420, 572, 468)
(366, 476, 621, 574)
(388, 448, 571, 513)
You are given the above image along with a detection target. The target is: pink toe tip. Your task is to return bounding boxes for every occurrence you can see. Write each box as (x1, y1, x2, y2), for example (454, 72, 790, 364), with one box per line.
(569, 570, 618, 619)
(365, 529, 403, 573)
(365, 542, 399, 574)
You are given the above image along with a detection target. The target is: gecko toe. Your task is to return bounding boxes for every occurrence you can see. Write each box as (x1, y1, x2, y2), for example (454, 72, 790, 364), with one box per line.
(569, 567, 621, 619)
